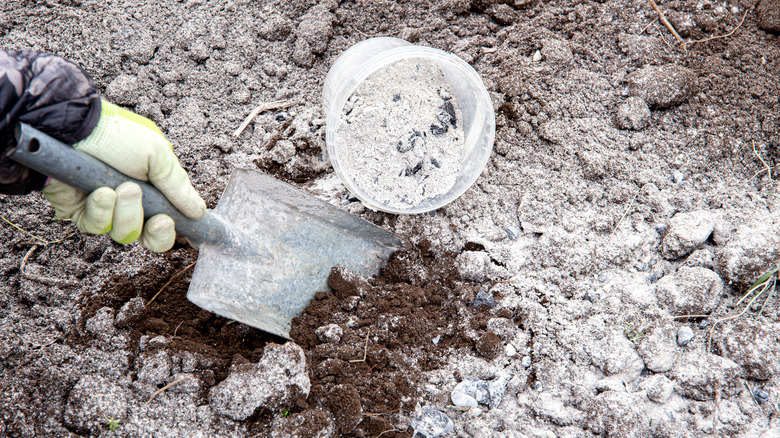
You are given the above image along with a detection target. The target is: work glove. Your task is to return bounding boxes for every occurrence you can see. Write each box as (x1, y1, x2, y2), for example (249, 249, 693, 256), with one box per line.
(42, 100, 206, 252)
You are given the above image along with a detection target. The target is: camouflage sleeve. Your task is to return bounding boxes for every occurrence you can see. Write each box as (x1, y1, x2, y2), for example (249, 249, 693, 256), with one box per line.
(0, 49, 101, 195)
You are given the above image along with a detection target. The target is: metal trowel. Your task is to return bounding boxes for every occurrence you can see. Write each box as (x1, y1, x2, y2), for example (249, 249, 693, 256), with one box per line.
(8, 124, 403, 339)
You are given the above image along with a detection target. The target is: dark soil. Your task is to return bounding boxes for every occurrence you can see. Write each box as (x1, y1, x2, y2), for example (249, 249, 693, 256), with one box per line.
(288, 242, 484, 437)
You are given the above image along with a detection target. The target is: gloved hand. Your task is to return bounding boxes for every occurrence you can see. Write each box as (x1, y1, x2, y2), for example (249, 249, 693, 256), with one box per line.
(42, 100, 206, 253)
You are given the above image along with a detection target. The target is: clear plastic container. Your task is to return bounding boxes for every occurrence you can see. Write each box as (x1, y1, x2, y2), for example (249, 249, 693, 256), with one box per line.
(323, 37, 495, 214)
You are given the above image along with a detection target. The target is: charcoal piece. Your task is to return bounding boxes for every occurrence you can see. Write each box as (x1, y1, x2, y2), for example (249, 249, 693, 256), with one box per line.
(430, 123, 448, 135)
(396, 130, 425, 153)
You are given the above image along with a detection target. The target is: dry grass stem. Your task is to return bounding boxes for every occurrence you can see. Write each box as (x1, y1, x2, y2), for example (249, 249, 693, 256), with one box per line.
(641, 17, 659, 35)
(349, 329, 371, 363)
(654, 24, 674, 51)
(145, 375, 194, 405)
(147, 261, 197, 306)
(649, 0, 683, 43)
(1, 215, 75, 245)
(377, 429, 402, 437)
(689, 11, 748, 45)
(752, 140, 773, 181)
(612, 192, 639, 234)
(21, 245, 79, 287)
(233, 99, 299, 137)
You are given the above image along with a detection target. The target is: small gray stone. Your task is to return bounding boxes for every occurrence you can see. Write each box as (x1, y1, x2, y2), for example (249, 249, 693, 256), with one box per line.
(521, 356, 532, 368)
(626, 65, 697, 108)
(757, 0, 780, 32)
(616, 97, 651, 130)
(677, 326, 694, 346)
(473, 287, 495, 308)
(672, 169, 684, 184)
(410, 407, 454, 438)
(661, 210, 715, 259)
(450, 390, 478, 408)
(754, 388, 771, 404)
(505, 226, 520, 240)
(209, 342, 310, 421)
(115, 297, 145, 328)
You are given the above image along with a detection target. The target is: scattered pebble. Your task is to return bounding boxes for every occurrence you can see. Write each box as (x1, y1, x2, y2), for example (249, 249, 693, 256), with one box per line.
(597, 272, 608, 283)
(473, 287, 495, 308)
(677, 326, 694, 346)
(432, 335, 441, 345)
(505, 225, 520, 240)
(753, 388, 770, 404)
(616, 97, 650, 131)
(521, 356, 532, 368)
(672, 169, 684, 184)
(451, 376, 510, 410)
(647, 272, 660, 284)
(410, 407, 454, 438)
(655, 224, 668, 235)
(626, 64, 697, 108)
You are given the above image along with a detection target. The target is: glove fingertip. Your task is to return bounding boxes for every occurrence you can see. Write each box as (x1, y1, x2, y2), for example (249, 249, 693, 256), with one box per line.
(140, 214, 176, 253)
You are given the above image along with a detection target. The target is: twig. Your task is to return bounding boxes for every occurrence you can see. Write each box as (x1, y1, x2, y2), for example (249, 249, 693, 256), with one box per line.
(654, 24, 674, 51)
(752, 140, 772, 181)
(377, 429, 401, 437)
(641, 17, 659, 35)
(689, 11, 748, 45)
(349, 329, 371, 363)
(145, 375, 194, 405)
(649, 0, 683, 43)
(233, 99, 298, 137)
(147, 262, 197, 306)
(20, 245, 79, 287)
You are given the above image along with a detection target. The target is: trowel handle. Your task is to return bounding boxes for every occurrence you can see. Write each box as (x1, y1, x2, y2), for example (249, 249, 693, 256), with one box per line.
(7, 123, 228, 248)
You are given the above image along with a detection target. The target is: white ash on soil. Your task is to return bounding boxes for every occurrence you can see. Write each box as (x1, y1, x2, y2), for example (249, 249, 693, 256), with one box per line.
(336, 58, 464, 210)
(2, 0, 780, 437)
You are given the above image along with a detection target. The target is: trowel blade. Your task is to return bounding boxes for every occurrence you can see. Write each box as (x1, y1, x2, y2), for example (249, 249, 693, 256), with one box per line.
(186, 170, 402, 339)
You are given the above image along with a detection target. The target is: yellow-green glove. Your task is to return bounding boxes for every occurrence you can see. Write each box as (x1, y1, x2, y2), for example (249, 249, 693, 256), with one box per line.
(42, 100, 206, 253)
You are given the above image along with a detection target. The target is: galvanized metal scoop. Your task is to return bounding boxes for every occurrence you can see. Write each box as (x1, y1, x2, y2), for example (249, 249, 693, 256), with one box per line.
(8, 124, 403, 339)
